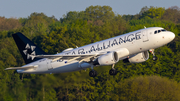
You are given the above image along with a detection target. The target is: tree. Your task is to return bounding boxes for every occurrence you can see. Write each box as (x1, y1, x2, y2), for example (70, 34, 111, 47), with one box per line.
(115, 76, 180, 100)
(140, 6, 165, 19)
(0, 17, 22, 31)
(85, 5, 115, 21)
(162, 6, 180, 23)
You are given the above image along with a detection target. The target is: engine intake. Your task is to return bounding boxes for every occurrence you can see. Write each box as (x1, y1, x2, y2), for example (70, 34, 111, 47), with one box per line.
(123, 51, 149, 63)
(93, 51, 119, 66)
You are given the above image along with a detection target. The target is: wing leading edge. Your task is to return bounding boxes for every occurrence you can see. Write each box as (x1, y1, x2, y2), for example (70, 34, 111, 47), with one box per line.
(35, 53, 104, 62)
(5, 66, 37, 70)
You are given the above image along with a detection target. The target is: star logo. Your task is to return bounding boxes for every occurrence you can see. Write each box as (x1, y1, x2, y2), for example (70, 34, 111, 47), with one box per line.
(23, 43, 36, 60)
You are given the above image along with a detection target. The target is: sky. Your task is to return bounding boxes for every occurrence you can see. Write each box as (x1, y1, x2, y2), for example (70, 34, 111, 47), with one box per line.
(0, 0, 179, 20)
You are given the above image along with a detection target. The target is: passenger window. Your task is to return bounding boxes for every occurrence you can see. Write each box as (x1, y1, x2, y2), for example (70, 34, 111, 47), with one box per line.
(154, 31, 157, 34)
(158, 30, 161, 33)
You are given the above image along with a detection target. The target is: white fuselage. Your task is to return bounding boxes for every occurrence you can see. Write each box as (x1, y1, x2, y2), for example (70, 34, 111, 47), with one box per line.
(17, 27, 175, 74)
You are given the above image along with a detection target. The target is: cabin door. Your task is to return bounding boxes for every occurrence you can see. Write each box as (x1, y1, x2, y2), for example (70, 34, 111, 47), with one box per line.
(142, 30, 149, 42)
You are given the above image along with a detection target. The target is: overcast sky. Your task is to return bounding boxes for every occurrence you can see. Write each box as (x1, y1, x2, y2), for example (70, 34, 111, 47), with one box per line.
(0, 0, 179, 19)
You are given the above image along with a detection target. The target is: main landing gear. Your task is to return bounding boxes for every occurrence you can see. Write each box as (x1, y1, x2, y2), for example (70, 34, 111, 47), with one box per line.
(149, 49, 158, 61)
(109, 64, 117, 75)
(89, 70, 97, 77)
(89, 64, 117, 77)
(89, 65, 97, 77)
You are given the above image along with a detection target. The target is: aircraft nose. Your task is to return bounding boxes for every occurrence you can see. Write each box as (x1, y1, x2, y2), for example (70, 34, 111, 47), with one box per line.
(162, 31, 175, 44)
(169, 32, 175, 41)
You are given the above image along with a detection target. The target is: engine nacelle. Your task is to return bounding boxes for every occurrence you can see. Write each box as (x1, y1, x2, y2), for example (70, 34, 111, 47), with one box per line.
(123, 51, 149, 63)
(115, 48, 129, 60)
(93, 51, 119, 66)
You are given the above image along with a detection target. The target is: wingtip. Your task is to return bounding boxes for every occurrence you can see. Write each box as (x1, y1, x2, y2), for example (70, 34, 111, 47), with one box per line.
(4, 67, 13, 70)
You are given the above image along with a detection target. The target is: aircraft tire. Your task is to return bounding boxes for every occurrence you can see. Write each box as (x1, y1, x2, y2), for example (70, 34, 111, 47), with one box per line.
(153, 56, 158, 61)
(89, 70, 97, 77)
(109, 69, 117, 75)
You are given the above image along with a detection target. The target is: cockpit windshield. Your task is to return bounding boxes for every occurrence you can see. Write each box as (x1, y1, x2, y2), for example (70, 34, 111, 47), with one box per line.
(161, 29, 166, 32)
(154, 29, 166, 34)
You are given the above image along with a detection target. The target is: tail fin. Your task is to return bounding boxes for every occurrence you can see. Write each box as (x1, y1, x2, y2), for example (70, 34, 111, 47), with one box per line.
(12, 32, 47, 64)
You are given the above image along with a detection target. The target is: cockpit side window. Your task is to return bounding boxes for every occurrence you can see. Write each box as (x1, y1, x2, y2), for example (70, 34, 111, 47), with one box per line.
(154, 31, 157, 34)
(158, 30, 161, 33)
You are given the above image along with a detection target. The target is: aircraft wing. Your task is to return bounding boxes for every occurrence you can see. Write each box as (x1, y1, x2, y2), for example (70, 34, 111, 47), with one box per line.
(36, 53, 104, 62)
(5, 66, 36, 70)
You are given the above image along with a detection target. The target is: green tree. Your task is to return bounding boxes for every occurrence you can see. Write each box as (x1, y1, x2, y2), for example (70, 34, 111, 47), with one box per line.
(140, 6, 165, 19)
(162, 6, 180, 23)
(115, 76, 180, 100)
(85, 5, 115, 21)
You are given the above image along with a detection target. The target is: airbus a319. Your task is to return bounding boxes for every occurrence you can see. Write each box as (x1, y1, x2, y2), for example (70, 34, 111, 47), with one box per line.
(5, 27, 175, 77)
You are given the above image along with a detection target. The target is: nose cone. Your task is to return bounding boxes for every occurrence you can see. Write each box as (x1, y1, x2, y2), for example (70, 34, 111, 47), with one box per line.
(163, 32, 175, 44)
(169, 32, 175, 41)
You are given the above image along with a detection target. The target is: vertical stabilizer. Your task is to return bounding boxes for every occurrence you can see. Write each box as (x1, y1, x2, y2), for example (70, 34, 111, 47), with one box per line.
(12, 32, 47, 64)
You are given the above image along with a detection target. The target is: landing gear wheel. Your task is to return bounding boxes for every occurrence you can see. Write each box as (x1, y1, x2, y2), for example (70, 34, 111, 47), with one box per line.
(153, 56, 158, 61)
(149, 49, 158, 61)
(109, 69, 117, 75)
(89, 70, 97, 77)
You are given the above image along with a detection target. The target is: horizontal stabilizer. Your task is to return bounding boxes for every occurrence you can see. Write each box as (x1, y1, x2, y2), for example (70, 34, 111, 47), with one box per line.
(5, 66, 36, 70)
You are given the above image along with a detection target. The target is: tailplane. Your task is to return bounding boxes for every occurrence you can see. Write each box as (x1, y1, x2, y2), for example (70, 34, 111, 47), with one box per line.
(12, 32, 47, 64)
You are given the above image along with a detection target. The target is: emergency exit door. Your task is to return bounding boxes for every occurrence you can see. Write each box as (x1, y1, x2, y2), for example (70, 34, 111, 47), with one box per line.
(46, 59, 53, 70)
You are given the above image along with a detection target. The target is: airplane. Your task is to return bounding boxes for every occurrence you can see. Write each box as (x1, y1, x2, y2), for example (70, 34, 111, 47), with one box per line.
(5, 27, 175, 77)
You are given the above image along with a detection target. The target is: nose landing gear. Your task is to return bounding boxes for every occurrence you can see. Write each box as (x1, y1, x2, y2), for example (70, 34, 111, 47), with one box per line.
(149, 49, 158, 61)
(153, 56, 158, 61)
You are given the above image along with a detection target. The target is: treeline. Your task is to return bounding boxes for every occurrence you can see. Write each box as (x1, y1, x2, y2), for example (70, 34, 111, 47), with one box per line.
(0, 5, 180, 100)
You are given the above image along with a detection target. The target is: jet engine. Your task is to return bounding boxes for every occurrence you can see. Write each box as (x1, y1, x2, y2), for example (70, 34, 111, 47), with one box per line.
(123, 51, 149, 63)
(93, 51, 119, 66)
